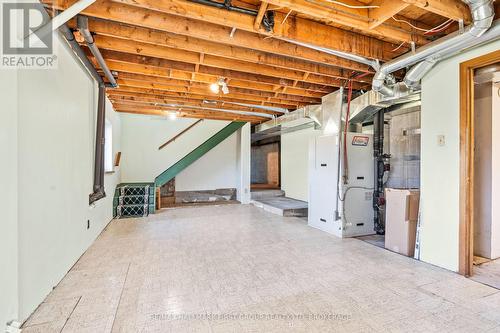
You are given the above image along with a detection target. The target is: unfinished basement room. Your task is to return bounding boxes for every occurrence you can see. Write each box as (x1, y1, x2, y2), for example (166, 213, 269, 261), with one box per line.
(1, 0, 500, 332)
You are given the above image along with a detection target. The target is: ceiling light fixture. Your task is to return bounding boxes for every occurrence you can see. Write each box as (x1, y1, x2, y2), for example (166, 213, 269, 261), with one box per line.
(209, 78, 229, 94)
(210, 83, 219, 93)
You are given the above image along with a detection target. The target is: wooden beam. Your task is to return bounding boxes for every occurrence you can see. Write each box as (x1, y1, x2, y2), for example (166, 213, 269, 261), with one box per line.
(116, 73, 322, 104)
(71, 18, 367, 81)
(90, 35, 346, 86)
(403, 0, 471, 23)
(112, 67, 326, 98)
(108, 95, 281, 115)
(114, 81, 305, 107)
(265, 0, 427, 44)
(108, 87, 299, 109)
(254, 1, 269, 31)
(112, 104, 266, 123)
(93, 49, 364, 94)
(46, 0, 391, 64)
(96, 49, 341, 92)
(368, 0, 410, 29)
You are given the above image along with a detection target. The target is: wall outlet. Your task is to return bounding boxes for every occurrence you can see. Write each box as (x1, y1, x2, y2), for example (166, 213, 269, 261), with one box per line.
(437, 135, 446, 146)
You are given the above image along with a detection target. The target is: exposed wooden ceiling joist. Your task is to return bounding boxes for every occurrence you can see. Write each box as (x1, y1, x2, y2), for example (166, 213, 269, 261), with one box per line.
(114, 84, 305, 108)
(112, 104, 268, 123)
(117, 75, 321, 104)
(44, 0, 471, 122)
(108, 88, 297, 109)
(47, 0, 396, 62)
(88, 35, 359, 88)
(403, 0, 471, 23)
(110, 68, 328, 98)
(264, 0, 428, 44)
(69, 18, 370, 83)
(368, 0, 411, 29)
(108, 95, 282, 115)
(94, 49, 342, 92)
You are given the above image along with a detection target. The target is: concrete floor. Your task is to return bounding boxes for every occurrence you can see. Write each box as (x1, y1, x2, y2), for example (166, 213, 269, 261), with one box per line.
(22, 205, 500, 333)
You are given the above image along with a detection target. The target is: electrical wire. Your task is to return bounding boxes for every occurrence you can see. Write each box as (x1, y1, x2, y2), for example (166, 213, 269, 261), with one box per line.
(391, 16, 453, 33)
(281, 9, 293, 24)
(339, 186, 375, 228)
(424, 20, 454, 35)
(391, 41, 407, 52)
(322, 0, 380, 9)
(343, 79, 353, 183)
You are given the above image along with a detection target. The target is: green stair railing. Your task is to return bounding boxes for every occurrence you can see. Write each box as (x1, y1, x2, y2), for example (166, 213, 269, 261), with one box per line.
(155, 121, 245, 188)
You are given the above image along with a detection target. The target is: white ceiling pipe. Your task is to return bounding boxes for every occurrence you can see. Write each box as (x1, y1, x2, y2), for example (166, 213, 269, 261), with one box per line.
(375, 0, 496, 96)
(26, 0, 96, 44)
(277, 37, 379, 70)
(155, 103, 275, 119)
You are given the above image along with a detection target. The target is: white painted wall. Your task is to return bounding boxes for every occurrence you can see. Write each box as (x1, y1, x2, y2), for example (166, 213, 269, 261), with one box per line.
(281, 127, 321, 201)
(175, 132, 239, 191)
(0, 69, 20, 328)
(473, 82, 493, 258)
(492, 82, 500, 259)
(10, 32, 122, 322)
(420, 39, 500, 272)
(120, 115, 244, 192)
(237, 123, 252, 204)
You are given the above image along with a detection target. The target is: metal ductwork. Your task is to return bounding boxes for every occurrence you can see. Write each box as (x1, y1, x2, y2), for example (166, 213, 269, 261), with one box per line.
(252, 104, 322, 141)
(255, 104, 321, 133)
(77, 16, 118, 88)
(279, 0, 497, 97)
(347, 89, 421, 124)
(374, 0, 497, 95)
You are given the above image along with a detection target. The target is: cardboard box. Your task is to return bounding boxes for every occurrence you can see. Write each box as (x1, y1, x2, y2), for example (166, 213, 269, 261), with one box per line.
(385, 188, 420, 257)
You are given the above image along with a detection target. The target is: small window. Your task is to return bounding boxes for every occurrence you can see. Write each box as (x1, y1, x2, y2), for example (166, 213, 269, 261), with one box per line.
(104, 119, 113, 173)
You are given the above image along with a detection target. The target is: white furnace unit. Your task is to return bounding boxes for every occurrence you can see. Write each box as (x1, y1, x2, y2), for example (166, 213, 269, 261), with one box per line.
(308, 133, 375, 238)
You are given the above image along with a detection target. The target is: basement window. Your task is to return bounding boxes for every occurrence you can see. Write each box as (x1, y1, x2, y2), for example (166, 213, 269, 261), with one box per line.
(104, 119, 113, 173)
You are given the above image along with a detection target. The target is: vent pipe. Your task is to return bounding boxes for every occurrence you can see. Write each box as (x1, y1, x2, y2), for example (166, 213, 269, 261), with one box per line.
(374, 0, 497, 95)
(278, 0, 497, 95)
(77, 16, 118, 88)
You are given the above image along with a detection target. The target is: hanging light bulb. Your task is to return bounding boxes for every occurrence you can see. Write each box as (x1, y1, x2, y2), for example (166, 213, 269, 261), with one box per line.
(210, 82, 219, 93)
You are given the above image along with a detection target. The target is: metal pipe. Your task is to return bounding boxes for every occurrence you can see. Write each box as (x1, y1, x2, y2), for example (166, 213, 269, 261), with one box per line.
(89, 85, 107, 204)
(375, 0, 496, 95)
(278, 37, 379, 69)
(278, 0, 497, 95)
(188, 0, 258, 16)
(28, 0, 96, 45)
(77, 16, 118, 88)
(156, 103, 275, 119)
(59, 24, 103, 85)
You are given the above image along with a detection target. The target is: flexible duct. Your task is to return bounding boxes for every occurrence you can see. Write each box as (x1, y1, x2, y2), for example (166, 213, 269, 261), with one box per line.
(374, 0, 496, 95)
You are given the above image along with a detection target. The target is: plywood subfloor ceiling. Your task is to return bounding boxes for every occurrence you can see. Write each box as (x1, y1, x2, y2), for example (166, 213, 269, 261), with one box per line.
(43, 0, 487, 123)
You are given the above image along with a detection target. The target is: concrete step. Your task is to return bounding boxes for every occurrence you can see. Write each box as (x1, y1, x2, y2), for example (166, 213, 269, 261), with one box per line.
(250, 189, 285, 200)
(251, 196, 308, 217)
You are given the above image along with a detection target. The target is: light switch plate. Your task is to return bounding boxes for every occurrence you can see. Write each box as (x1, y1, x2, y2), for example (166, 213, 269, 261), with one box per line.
(437, 135, 446, 146)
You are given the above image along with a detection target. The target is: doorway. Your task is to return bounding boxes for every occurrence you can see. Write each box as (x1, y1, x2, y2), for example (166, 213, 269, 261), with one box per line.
(459, 50, 500, 285)
(251, 137, 281, 190)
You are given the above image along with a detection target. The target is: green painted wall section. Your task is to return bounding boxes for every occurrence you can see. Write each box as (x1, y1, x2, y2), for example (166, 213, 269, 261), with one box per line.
(155, 121, 245, 188)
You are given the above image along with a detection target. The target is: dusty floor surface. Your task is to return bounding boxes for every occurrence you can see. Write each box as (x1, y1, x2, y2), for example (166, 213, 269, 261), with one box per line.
(22, 204, 500, 332)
